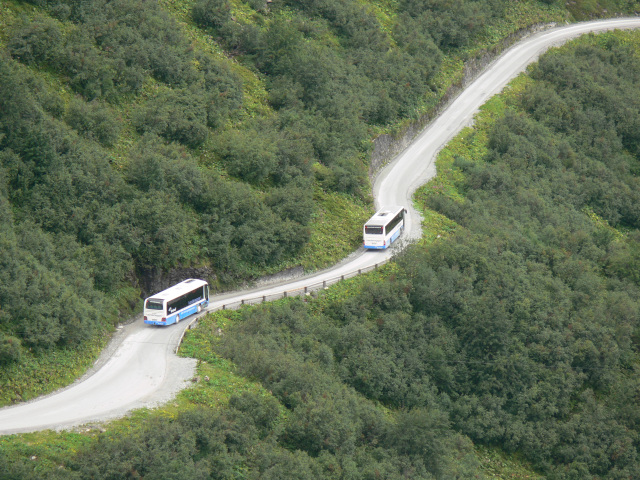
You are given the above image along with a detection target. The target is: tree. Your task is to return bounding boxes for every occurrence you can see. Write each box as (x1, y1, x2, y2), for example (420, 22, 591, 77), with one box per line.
(132, 87, 208, 148)
(8, 14, 63, 65)
(191, 0, 232, 30)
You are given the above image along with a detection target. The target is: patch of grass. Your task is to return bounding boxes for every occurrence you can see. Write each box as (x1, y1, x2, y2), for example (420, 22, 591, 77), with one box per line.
(0, 332, 110, 407)
(583, 207, 627, 242)
(178, 309, 240, 362)
(417, 208, 460, 246)
(158, 0, 195, 19)
(0, 1, 25, 46)
(178, 309, 274, 408)
(289, 187, 371, 272)
(178, 359, 268, 408)
(477, 445, 543, 479)
(360, 0, 399, 37)
(0, 430, 94, 472)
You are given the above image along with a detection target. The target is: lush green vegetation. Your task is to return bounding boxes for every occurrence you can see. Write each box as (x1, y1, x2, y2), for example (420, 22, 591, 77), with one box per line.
(3, 22, 640, 480)
(2, 0, 640, 478)
(0, 0, 579, 401)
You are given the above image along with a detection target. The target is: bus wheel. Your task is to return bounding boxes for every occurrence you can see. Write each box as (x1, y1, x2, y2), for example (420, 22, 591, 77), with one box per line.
(175, 315, 180, 324)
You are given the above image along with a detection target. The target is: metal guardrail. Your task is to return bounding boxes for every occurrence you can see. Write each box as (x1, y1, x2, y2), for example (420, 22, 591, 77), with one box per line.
(175, 260, 388, 353)
(218, 262, 384, 309)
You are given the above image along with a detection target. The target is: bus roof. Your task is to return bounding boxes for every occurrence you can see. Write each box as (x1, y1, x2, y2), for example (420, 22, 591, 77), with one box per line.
(145, 279, 208, 302)
(364, 206, 405, 226)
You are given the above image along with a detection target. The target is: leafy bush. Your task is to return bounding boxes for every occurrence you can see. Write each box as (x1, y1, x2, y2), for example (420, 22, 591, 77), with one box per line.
(7, 15, 63, 65)
(132, 87, 209, 148)
(0, 334, 22, 366)
(214, 126, 279, 184)
(197, 53, 243, 129)
(58, 30, 117, 101)
(65, 98, 121, 147)
(191, 0, 232, 30)
(265, 181, 314, 226)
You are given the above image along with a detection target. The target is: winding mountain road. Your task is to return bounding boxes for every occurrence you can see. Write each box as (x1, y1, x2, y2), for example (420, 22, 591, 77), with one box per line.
(1, 17, 640, 435)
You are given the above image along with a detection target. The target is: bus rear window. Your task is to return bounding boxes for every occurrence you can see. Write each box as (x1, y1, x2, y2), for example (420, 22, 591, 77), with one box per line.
(145, 300, 164, 310)
(365, 226, 383, 235)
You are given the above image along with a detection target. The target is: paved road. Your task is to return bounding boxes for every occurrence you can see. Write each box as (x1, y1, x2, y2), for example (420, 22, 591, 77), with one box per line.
(1, 17, 639, 435)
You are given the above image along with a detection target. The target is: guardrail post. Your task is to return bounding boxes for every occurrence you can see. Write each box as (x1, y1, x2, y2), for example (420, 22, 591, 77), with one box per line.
(341, 275, 344, 280)
(304, 286, 307, 293)
(222, 304, 226, 310)
(284, 291, 287, 298)
(241, 299, 244, 305)
(358, 269, 361, 275)
(263, 295, 266, 302)
(323, 280, 327, 288)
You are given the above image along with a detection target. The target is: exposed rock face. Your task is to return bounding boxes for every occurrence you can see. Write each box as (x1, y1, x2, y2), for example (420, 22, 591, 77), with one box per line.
(254, 265, 305, 287)
(138, 265, 217, 298)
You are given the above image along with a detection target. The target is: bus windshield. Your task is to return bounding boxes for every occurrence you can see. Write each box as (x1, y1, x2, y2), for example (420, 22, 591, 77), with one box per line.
(365, 226, 383, 235)
(145, 300, 164, 310)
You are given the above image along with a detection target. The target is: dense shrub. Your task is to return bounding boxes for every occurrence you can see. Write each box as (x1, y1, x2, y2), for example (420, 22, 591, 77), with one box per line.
(2, 2, 640, 479)
(59, 30, 117, 101)
(197, 53, 244, 129)
(7, 14, 63, 65)
(133, 87, 209, 148)
(65, 98, 121, 147)
(0, 334, 22, 366)
(0, 49, 314, 350)
(191, 0, 232, 30)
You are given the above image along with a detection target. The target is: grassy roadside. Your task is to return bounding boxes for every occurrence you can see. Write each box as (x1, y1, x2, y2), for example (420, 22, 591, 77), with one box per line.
(0, 284, 141, 406)
(413, 73, 532, 236)
(0, 334, 108, 406)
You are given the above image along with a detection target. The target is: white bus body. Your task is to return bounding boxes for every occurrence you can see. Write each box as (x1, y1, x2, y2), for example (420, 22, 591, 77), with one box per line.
(363, 206, 407, 249)
(143, 279, 210, 326)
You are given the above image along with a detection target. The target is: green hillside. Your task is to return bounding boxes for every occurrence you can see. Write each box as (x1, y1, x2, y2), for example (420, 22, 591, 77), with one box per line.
(3, 26, 640, 480)
(0, 0, 577, 403)
(1, 0, 640, 478)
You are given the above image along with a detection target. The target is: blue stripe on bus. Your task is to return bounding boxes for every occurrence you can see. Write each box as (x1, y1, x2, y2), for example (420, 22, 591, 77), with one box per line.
(364, 225, 404, 250)
(144, 300, 209, 326)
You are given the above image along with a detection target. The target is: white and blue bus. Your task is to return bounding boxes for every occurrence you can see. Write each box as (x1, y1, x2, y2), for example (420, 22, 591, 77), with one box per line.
(143, 279, 209, 326)
(363, 206, 407, 249)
